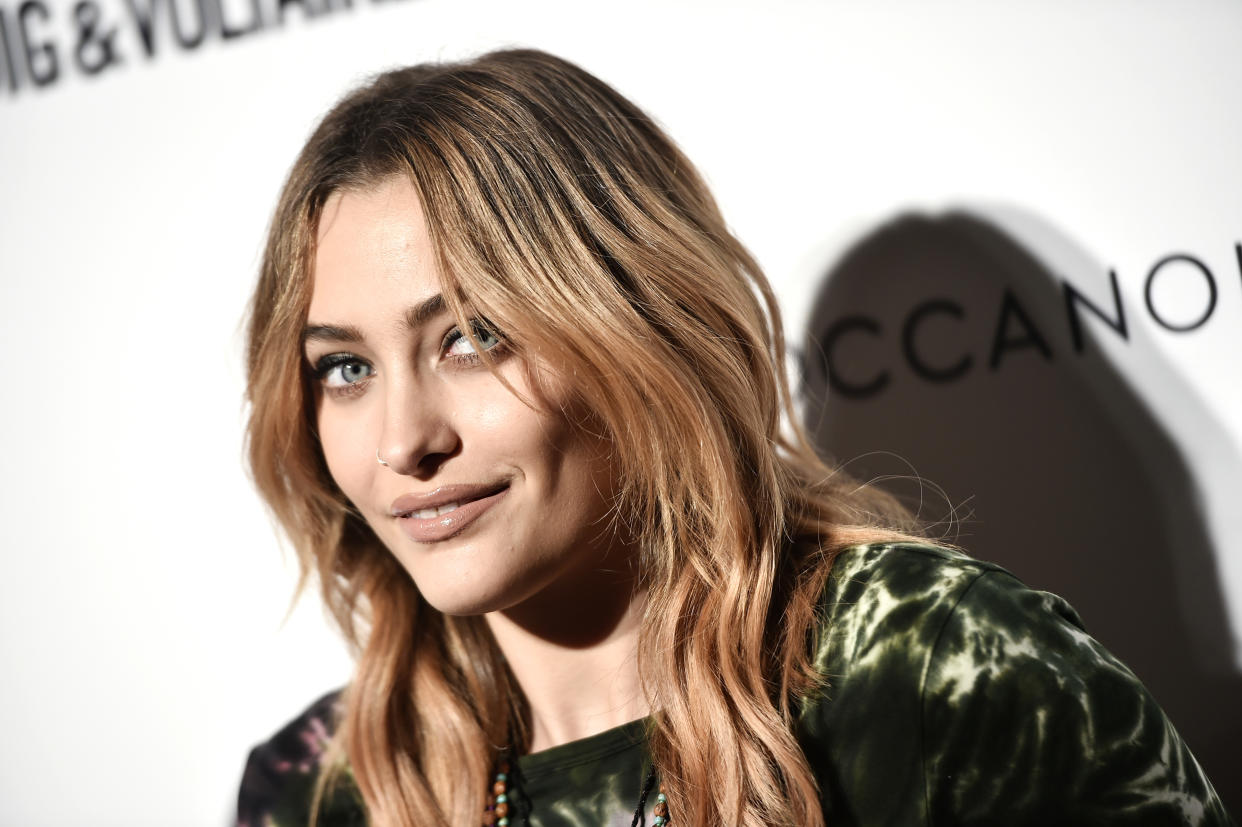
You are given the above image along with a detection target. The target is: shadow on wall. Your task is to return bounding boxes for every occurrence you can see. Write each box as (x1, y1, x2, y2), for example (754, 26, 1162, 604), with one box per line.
(800, 208, 1240, 815)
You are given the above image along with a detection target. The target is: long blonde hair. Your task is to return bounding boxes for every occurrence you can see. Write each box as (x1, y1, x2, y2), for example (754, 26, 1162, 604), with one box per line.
(246, 48, 913, 826)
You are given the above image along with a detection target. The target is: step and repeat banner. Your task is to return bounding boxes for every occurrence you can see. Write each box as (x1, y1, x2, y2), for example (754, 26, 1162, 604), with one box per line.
(2, 1, 1239, 823)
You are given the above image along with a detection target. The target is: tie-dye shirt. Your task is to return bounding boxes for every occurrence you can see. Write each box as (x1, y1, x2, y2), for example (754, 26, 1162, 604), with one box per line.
(235, 543, 1234, 826)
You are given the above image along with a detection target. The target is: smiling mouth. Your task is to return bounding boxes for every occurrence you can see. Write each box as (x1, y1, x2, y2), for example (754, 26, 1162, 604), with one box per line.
(390, 482, 509, 519)
(406, 500, 471, 519)
(389, 483, 510, 542)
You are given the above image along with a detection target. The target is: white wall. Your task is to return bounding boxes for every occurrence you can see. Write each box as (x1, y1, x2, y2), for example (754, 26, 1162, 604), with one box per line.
(2, 1, 1239, 823)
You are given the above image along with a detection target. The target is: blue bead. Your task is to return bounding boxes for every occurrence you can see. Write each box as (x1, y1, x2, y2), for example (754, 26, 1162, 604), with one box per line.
(656, 793, 667, 803)
(653, 817, 666, 826)
(498, 819, 509, 827)
(496, 773, 507, 782)
(496, 794, 507, 803)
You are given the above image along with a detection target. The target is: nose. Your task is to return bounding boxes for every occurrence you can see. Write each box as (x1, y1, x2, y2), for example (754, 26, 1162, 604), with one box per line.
(375, 378, 460, 477)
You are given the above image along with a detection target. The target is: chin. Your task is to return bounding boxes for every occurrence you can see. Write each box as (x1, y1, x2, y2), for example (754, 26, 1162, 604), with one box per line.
(419, 589, 507, 617)
(400, 564, 533, 617)
(414, 562, 567, 619)
(383, 530, 565, 618)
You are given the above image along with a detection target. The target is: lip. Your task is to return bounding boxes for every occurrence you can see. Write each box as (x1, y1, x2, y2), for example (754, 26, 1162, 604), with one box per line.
(390, 482, 509, 543)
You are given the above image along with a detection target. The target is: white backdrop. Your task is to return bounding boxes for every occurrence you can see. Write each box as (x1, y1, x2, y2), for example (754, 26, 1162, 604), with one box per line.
(2, 1, 1239, 823)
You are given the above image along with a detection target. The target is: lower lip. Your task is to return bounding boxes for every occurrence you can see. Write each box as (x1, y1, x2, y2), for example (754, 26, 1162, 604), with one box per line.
(395, 487, 509, 543)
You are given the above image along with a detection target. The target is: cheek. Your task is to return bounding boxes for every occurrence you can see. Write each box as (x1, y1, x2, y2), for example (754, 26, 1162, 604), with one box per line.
(316, 404, 374, 507)
(565, 434, 619, 513)
(450, 370, 546, 459)
(462, 375, 528, 435)
(526, 407, 617, 515)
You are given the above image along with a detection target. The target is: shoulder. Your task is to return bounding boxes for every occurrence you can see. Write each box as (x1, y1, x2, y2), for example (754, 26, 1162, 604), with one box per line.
(799, 542, 1233, 826)
(235, 690, 364, 827)
(811, 541, 1015, 675)
(798, 542, 1010, 822)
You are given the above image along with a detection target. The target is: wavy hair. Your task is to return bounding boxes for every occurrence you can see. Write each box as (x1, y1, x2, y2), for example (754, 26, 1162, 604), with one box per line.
(245, 48, 915, 826)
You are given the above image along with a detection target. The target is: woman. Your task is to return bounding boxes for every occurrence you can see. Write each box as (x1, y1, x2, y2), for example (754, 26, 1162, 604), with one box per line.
(236, 49, 1231, 826)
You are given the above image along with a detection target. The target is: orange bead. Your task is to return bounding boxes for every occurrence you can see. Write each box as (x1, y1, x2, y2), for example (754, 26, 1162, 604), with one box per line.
(654, 802, 668, 816)
(493, 781, 506, 795)
(495, 802, 509, 817)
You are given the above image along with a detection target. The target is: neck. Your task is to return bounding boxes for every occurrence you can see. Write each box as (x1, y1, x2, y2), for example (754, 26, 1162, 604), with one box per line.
(485, 556, 649, 754)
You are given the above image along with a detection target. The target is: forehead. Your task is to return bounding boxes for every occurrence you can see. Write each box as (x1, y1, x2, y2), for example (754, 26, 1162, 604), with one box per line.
(309, 178, 439, 319)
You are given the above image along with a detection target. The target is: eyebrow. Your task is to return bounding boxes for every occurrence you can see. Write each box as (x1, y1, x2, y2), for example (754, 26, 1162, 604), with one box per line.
(302, 322, 363, 344)
(302, 294, 448, 346)
(405, 293, 446, 328)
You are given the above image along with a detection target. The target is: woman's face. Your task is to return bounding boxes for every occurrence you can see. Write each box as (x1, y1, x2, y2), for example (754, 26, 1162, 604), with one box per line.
(306, 177, 622, 616)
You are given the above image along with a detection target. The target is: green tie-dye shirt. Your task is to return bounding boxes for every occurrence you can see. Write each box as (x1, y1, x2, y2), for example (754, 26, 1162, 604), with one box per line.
(236, 543, 1234, 826)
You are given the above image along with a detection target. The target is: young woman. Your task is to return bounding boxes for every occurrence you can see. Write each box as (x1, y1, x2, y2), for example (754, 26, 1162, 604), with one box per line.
(236, 49, 1231, 827)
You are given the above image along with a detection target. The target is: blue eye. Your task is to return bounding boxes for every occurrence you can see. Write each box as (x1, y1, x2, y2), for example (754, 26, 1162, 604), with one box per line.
(315, 355, 374, 388)
(444, 321, 502, 358)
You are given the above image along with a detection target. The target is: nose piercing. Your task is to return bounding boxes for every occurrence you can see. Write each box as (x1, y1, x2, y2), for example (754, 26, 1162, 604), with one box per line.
(376, 449, 389, 467)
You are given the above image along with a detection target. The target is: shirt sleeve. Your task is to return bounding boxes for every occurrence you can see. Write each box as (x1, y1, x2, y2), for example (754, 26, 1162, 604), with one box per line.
(234, 691, 363, 827)
(921, 570, 1234, 826)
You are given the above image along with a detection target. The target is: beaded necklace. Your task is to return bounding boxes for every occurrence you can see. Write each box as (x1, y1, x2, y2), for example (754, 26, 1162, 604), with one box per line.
(482, 760, 671, 826)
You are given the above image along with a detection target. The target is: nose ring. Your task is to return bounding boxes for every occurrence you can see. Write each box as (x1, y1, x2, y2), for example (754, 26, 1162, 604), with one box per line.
(376, 449, 389, 467)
